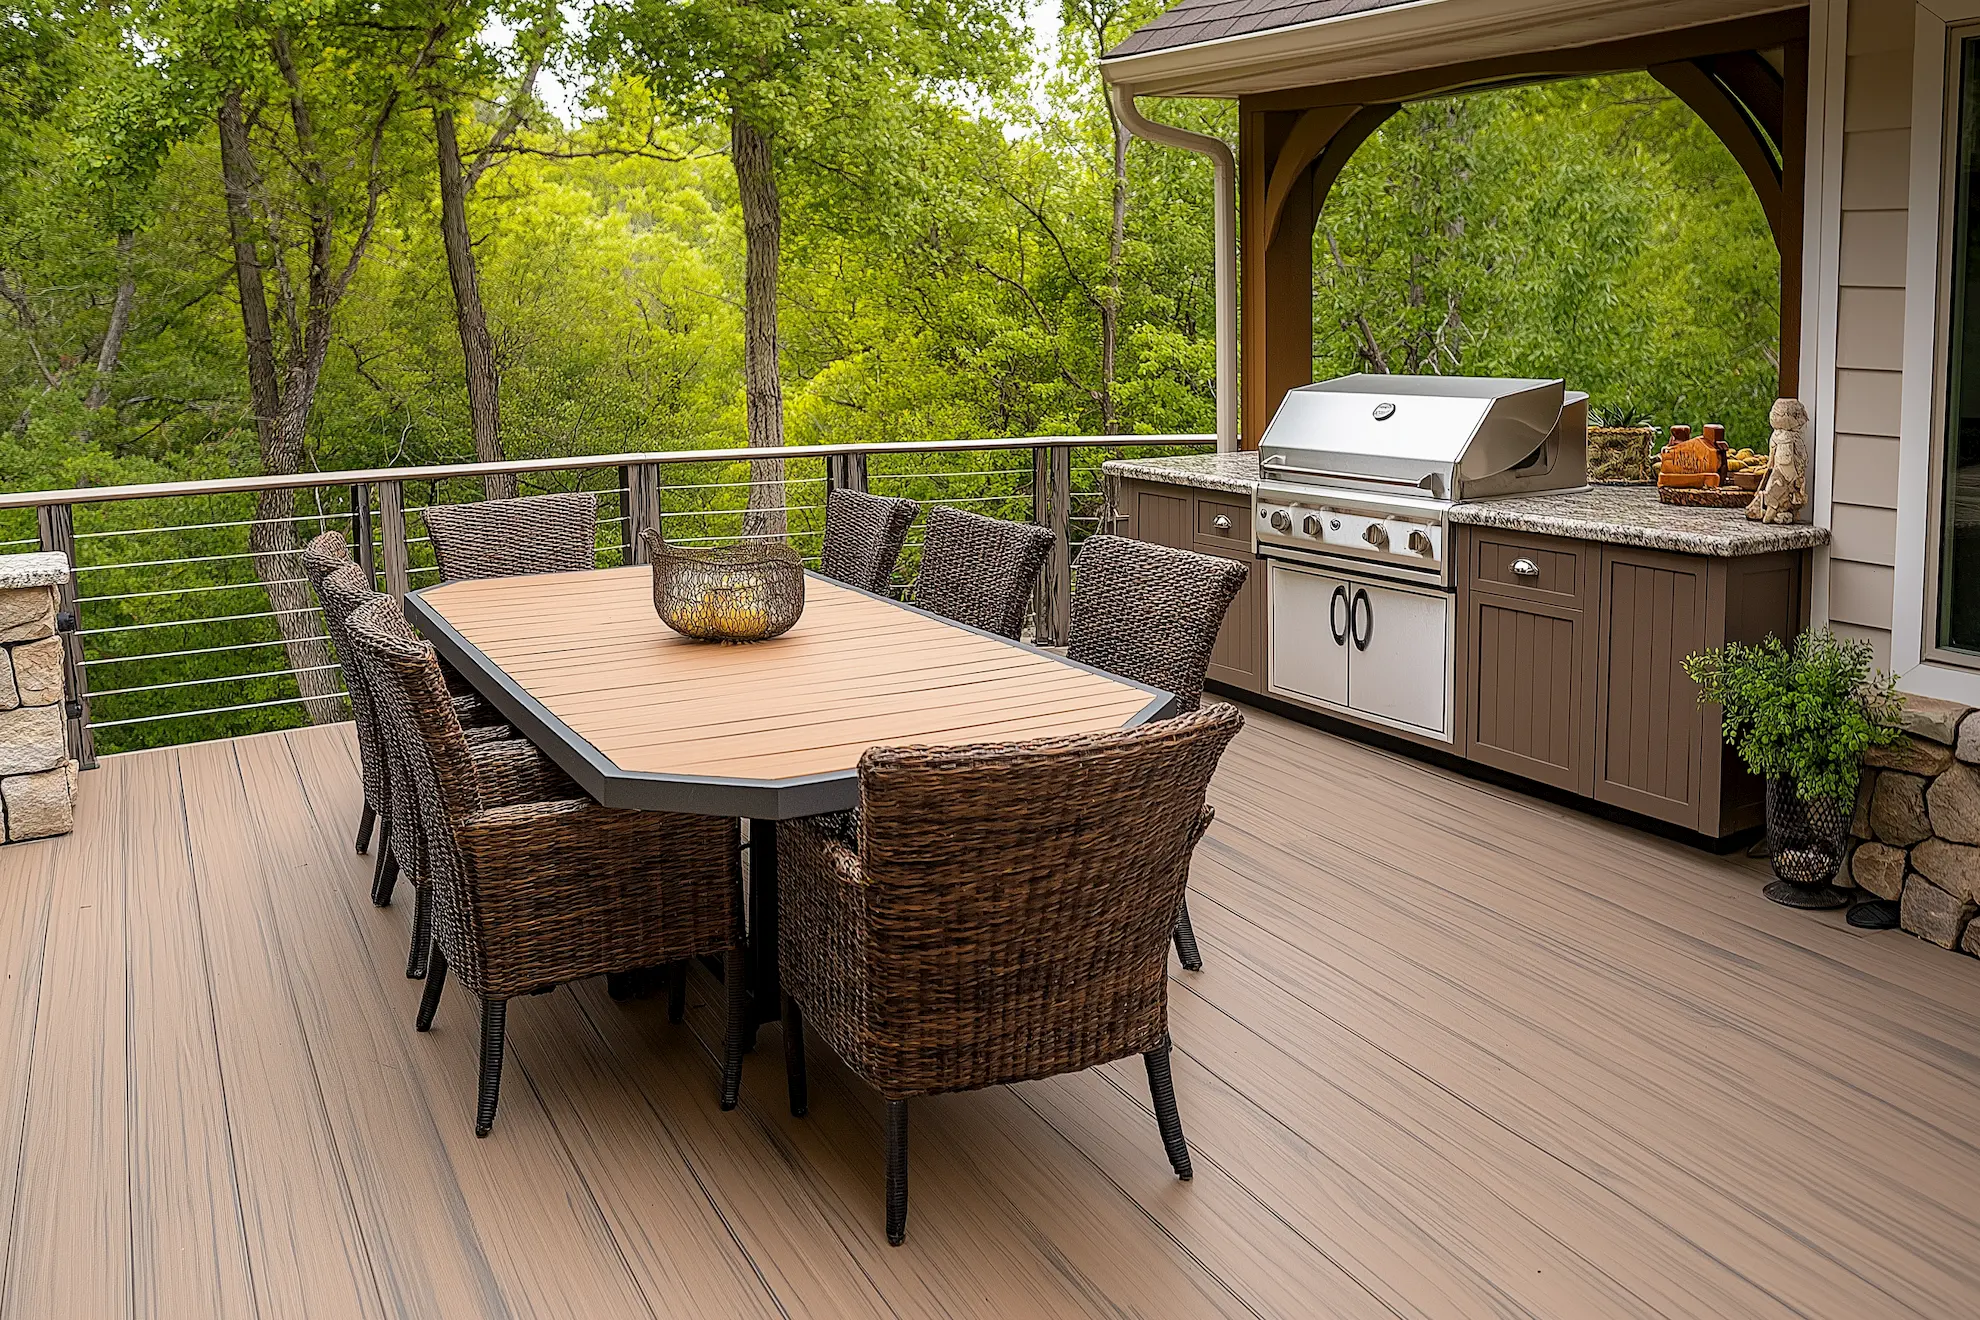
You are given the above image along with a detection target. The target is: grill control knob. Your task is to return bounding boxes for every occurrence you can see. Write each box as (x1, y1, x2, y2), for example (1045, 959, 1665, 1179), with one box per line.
(1408, 529, 1433, 555)
(1269, 509, 1293, 533)
(1302, 515, 1322, 537)
(1362, 523, 1389, 549)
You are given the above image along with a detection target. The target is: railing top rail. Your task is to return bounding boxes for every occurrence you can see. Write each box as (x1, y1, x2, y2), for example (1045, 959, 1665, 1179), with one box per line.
(0, 435, 1214, 512)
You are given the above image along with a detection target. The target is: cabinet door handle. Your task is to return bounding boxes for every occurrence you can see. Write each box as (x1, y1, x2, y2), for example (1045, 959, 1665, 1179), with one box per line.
(1511, 557, 1541, 578)
(1329, 585, 1349, 646)
(1351, 588, 1372, 652)
(1212, 514, 1233, 531)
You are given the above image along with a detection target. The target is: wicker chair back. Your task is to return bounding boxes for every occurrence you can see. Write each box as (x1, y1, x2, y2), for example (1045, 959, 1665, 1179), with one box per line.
(819, 488, 917, 594)
(911, 506, 1055, 639)
(422, 491, 599, 582)
(1066, 535, 1248, 714)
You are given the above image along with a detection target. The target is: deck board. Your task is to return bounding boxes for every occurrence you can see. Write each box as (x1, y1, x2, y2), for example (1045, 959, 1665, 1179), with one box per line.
(1, 708, 1978, 1318)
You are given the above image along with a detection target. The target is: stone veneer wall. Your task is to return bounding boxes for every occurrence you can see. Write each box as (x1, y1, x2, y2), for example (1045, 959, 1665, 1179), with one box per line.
(0, 553, 77, 843)
(1847, 695, 1980, 958)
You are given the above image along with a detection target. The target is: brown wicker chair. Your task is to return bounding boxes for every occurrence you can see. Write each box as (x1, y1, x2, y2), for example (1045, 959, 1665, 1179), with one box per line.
(1067, 535, 1248, 972)
(346, 595, 749, 1135)
(301, 533, 375, 851)
(819, 488, 917, 595)
(776, 703, 1243, 1244)
(317, 565, 512, 947)
(422, 491, 600, 582)
(910, 506, 1055, 639)
(306, 536, 505, 870)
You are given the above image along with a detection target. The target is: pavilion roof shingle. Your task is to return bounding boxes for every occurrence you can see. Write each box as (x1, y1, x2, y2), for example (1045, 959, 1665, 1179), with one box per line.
(1106, 0, 1420, 60)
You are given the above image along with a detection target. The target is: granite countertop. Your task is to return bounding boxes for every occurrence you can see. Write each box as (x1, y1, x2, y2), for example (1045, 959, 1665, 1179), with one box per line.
(1100, 453, 1832, 558)
(1101, 452, 1261, 496)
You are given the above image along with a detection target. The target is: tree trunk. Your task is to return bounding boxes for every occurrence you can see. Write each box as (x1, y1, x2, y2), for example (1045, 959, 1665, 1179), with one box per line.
(435, 106, 513, 501)
(218, 90, 346, 727)
(84, 232, 136, 412)
(730, 109, 785, 540)
(1101, 107, 1128, 436)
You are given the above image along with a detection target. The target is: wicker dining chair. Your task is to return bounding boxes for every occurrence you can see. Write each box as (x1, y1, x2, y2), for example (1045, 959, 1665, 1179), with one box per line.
(819, 488, 918, 595)
(911, 506, 1056, 639)
(300, 532, 378, 853)
(306, 535, 506, 864)
(777, 703, 1243, 1245)
(422, 490, 600, 582)
(345, 595, 749, 1135)
(317, 564, 513, 946)
(1067, 535, 1248, 972)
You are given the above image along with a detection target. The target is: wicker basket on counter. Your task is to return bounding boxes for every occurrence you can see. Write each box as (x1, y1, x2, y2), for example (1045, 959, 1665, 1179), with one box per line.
(640, 529, 805, 642)
(1587, 426, 1657, 483)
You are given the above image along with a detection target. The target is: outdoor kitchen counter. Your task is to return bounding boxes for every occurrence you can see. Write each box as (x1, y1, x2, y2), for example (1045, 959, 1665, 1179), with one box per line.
(1101, 454, 1832, 557)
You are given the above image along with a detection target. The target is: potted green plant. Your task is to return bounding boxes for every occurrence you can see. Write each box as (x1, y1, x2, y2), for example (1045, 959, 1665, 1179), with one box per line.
(1587, 401, 1658, 484)
(1684, 630, 1905, 909)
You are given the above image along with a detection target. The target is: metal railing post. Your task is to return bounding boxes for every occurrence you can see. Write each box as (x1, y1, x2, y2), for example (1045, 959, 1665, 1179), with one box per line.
(378, 481, 410, 601)
(349, 482, 376, 587)
(35, 503, 96, 769)
(1031, 445, 1072, 646)
(826, 451, 868, 495)
(625, 463, 663, 563)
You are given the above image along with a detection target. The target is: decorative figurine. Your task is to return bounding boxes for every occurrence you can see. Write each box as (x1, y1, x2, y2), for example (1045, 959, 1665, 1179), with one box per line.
(1748, 399, 1809, 525)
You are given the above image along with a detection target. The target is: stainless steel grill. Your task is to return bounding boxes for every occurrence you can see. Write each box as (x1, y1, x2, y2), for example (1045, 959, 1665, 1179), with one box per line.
(1253, 375, 1587, 588)
(1251, 374, 1587, 744)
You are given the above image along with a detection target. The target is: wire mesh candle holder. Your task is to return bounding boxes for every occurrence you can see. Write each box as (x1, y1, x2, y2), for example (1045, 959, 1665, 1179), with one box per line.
(1762, 777, 1853, 910)
(641, 529, 805, 643)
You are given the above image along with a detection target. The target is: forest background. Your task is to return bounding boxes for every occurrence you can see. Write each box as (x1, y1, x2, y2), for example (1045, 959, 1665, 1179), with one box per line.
(0, 0, 1780, 749)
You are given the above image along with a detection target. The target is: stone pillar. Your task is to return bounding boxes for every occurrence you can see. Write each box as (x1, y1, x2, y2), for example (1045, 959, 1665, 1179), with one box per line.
(0, 553, 78, 843)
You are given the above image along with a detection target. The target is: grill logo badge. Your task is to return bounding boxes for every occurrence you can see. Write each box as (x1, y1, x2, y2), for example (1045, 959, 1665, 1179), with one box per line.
(1372, 401, 1396, 421)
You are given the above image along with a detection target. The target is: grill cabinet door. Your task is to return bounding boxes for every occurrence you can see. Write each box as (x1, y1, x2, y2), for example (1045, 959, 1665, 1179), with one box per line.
(1268, 562, 1350, 709)
(1346, 581, 1452, 739)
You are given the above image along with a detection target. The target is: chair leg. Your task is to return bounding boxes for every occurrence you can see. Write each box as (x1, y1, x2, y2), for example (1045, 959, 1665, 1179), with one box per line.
(1144, 1038, 1193, 1181)
(782, 995, 808, 1117)
(885, 1099, 909, 1246)
(475, 998, 507, 1137)
(667, 961, 688, 1024)
(371, 834, 397, 907)
(406, 885, 431, 980)
(1172, 899, 1204, 972)
(355, 801, 377, 855)
(416, 942, 448, 1031)
(605, 971, 638, 1001)
(720, 944, 748, 1111)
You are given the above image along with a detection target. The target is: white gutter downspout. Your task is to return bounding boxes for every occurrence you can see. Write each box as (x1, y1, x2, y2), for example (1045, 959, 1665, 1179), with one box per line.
(1108, 85, 1239, 453)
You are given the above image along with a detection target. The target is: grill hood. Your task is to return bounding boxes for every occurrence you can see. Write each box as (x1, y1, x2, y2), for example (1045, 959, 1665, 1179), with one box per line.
(1258, 375, 1577, 502)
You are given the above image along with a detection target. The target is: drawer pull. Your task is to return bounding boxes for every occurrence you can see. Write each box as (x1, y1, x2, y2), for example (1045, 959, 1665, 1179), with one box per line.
(1511, 558, 1541, 578)
(1212, 514, 1233, 531)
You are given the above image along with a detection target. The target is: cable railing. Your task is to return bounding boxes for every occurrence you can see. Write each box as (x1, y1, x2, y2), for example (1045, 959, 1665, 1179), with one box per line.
(0, 435, 1212, 762)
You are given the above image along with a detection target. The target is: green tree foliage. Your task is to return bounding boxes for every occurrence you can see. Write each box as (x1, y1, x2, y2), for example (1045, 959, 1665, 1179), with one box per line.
(1, 3, 1786, 752)
(1318, 74, 1782, 447)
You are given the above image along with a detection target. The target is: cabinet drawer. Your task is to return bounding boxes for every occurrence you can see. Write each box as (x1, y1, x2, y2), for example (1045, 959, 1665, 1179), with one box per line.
(1469, 532, 1585, 607)
(1195, 497, 1250, 550)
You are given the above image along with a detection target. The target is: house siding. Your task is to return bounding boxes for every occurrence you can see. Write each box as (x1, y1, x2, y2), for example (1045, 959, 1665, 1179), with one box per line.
(1824, 0, 1913, 668)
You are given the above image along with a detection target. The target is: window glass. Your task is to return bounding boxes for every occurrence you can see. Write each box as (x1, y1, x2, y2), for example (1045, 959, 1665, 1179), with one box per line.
(1940, 38, 1980, 652)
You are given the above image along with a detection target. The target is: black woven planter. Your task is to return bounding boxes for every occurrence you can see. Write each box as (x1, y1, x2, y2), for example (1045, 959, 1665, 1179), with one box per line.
(1764, 777, 1853, 909)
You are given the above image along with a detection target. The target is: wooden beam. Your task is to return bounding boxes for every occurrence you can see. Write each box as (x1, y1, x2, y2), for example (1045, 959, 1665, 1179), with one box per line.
(1707, 50, 1786, 155)
(1263, 105, 1360, 247)
(1649, 59, 1784, 236)
(1311, 104, 1400, 222)
(1778, 36, 1807, 399)
(1245, 10, 1811, 112)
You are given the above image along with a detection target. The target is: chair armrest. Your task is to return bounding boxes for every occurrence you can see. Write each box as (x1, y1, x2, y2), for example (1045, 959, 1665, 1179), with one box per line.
(468, 738, 579, 807)
(455, 800, 740, 995)
(1188, 803, 1215, 851)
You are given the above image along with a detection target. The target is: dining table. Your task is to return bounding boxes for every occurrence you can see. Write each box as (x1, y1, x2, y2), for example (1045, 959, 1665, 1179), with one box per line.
(404, 563, 1175, 1038)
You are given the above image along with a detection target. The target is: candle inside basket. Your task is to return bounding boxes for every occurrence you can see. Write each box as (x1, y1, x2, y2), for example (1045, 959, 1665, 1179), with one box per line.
(640, 529, 805, 643)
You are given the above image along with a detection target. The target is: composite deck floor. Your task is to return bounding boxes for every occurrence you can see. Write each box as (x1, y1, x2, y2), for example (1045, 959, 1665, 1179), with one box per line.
(1, 708, 1978, 1318)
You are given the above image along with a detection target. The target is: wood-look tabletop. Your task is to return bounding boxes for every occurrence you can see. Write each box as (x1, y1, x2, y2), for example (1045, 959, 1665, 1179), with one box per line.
(406, 566, 1171, 817)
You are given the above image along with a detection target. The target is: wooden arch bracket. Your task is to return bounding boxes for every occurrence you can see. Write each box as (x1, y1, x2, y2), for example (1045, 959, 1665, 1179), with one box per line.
(1648, 55, 1787, 246)
(1261, 104, 1401, 247)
